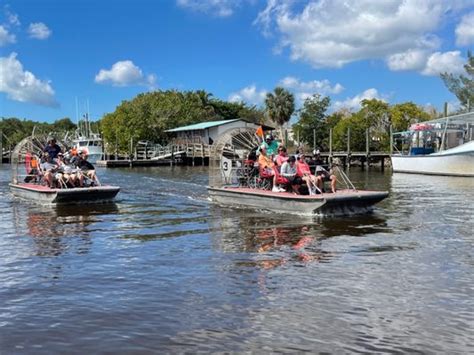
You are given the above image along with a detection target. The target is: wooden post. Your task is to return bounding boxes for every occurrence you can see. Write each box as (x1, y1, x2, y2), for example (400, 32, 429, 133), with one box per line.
(347, 127, 351, 154)
(313, 129, 316, 150)
(0, 129, 3, 165)
(285, 129, 288, 147)
(170, 145, 174, 166)
(365, 128, 370, 169)
(389, 125, 393, 155)
(129, 137, 133, 167)
(329, 128, 333, 163)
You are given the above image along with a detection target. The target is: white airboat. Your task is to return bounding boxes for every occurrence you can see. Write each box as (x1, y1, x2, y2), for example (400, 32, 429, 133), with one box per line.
(9, 134, 120, 204)
(208, 128, 388, 215)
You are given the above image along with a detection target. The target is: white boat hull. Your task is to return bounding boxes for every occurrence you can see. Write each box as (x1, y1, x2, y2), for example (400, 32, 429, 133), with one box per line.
(208, 187, 388, 215)
(392, 151, 474, 177)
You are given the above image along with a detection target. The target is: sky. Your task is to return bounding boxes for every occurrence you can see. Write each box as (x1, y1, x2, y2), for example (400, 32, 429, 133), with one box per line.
(0, 0, 473, 123)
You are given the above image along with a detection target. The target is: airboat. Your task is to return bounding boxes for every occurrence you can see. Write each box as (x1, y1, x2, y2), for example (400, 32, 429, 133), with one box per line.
(9, 134, 120, 204)
(208, 128, 388, 215)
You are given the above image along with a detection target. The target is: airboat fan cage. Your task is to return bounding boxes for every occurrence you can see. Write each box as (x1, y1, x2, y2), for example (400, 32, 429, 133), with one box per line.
(209, 127, 261, 188)
(10, 134, 68, 184)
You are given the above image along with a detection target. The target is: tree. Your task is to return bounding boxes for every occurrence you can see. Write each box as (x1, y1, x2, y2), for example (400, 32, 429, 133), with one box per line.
(440, 51, 474, 111)
(264, 87, 295, 140)
(292, 94, 331, 149)
(99, 90, 264, 153)
(390, 102, 430, 133)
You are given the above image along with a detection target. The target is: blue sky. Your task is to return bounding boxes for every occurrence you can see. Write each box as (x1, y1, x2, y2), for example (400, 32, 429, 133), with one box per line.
(0, 0, 473, 123)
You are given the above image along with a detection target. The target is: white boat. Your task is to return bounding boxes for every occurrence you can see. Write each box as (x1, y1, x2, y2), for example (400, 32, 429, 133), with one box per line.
(391, 112, 474, 177)
(73, 113, 103, 164)
(208, 127, 388, 215)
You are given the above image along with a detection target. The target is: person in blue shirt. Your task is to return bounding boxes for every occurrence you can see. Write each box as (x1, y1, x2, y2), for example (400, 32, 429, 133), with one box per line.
(43, 137, 62, 160)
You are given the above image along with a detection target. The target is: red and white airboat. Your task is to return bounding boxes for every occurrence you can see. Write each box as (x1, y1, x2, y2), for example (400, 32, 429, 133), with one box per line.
(9, 134, 120, 204)
(208, 128, 388, 215)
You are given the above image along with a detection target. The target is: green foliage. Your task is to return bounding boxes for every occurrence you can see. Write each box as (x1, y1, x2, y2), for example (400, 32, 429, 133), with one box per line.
(99, 90, 263, 153)
(441, 51, 474, 111)
(390, 102, 430, 132)
(293, 98, 431, 152)
(0, 117, 77, 149)
(265, 87, 295, 139)
(292, 94, 331, 149)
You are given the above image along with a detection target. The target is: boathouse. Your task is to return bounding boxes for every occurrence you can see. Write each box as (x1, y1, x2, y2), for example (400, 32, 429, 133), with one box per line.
(165, 119, 274, 145)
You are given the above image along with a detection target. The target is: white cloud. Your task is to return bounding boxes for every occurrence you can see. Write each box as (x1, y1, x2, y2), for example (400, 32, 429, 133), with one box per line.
(95, 60, 156, 87)
(228, 84, 267, 105)
(177, 0, 241, 17)
(6, 10, 20, 26)
(278, 76, 344, 105)
(0, 25, 15, 46)
(333, 88, 383, 111)
(456, 12, 474, 46)
(255, 0, 470, 69)
(28, 22, 52, 40)
(387, 49, 429, 71)
(421, 51, 465, 76)
(0, 52, 57, 107)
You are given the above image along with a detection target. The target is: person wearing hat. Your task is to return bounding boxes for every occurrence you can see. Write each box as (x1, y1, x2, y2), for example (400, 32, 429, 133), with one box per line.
(43, 137, 62, 160)
(76, 150, 97, 187)
(258, 134, 280, 156)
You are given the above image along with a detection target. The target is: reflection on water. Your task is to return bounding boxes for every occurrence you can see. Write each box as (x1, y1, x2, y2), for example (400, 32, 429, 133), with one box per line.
(0, 166, 473, 353)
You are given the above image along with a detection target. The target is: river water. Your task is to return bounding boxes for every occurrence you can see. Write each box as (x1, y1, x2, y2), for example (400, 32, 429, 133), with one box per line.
(0, 165, 473, 353)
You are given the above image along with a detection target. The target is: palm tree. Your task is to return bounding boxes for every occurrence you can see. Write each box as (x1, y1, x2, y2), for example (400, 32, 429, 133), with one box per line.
(264, 87, 295, 142)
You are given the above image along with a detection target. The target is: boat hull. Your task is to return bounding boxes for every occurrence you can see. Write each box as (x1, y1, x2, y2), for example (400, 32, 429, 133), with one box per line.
(10, 183, 120, 204)
(391, 151, 474, 177)
(208, 187, 388, 215)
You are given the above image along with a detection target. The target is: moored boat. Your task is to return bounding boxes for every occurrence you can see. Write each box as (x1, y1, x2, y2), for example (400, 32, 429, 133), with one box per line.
(391, 112, 474, 177)
(73, 113, 103, 164)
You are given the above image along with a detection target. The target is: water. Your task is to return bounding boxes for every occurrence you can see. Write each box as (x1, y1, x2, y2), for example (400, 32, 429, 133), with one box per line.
(1, 165, 473, 353)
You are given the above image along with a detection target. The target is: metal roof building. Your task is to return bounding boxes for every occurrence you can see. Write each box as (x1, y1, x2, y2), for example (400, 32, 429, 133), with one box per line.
(165, 119, 274, 145)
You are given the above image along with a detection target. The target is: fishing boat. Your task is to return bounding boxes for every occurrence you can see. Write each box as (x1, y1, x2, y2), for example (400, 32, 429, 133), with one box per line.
(208, 127, 388, 215)
(391, 111, 474, 177)
(9, 134, 119, 204)
(73, 113, 103, 164)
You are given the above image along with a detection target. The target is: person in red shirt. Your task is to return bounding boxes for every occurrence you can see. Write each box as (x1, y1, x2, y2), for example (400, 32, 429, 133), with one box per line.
(275, 146, 289, 169)
(296, 153, 321, 195)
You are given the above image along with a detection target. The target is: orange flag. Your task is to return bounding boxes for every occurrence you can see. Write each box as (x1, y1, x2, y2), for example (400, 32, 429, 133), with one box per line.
(255, 126, 264, 138)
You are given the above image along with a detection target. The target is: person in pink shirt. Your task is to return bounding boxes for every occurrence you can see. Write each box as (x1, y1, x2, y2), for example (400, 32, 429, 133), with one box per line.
(275, 146, 289, 169)
(296, 153, 321, 195)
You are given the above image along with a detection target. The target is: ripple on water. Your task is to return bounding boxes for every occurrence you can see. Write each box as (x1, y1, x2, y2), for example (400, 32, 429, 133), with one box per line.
(0, 166, 473, 353)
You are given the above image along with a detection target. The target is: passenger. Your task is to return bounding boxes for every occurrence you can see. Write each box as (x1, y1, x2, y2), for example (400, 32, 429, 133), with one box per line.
(312, 149, 324, 166)
(76, 150, 97, 187)
(316, 165, 337, 193)
(258, 145, 284, 192)
(258, 134, 280, 156)
(275, 146, 289, 168)
(312, 150, 337, 193)
(55, 153, 77, 188)
(280, 156, 302, 194)
(44, 137, 62, 160)
(296, 153, 321, 195)
(40, 152, 58, 188)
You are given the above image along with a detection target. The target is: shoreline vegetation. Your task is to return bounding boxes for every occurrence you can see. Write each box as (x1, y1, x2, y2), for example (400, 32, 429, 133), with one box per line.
(2, 52, 472, 155)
